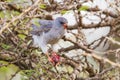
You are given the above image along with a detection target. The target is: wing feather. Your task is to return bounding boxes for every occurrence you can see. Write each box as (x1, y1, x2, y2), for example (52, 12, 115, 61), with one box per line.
(31, 20, 53, 36)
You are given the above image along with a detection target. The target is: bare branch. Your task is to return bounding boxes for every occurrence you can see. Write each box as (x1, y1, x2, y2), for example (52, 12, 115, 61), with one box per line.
(0, 0, 41, 35)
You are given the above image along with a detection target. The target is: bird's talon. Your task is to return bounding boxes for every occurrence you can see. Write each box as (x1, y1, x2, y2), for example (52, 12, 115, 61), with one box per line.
(48, 57, 53, 62)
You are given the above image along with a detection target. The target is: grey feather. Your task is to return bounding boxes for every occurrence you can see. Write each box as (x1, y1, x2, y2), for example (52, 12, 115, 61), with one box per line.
(31, 17, 68, 53)
(31, 20, 53, 36)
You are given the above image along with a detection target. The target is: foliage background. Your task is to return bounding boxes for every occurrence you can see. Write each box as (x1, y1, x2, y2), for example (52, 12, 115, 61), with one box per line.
(0, 0, 120, 80)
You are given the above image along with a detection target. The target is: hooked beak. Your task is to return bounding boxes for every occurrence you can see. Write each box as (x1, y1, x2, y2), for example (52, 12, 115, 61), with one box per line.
(63, 23, 68, 29)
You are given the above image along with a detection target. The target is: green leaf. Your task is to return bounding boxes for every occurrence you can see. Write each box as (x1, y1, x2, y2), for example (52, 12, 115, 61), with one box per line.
(1, 43, 11, 50)
(27, 40, 32, 46)
(0, 11, 5, 18)
(4, 10, 12, 19)
(62, 78, 66, 80)
(34, 21, 40, 27)
(78, 5, 89, 11)
(23, 70, 35, 77)
(11, 11, 20, 16)
(67, 66, 73, 73)
(6, 0, 13, 2)
(39, 4, 46, 9)
(18, 34, 26, 40)
(0, 66, 8, 72)
(61, 10, 67, 15)
(31, 18, 40, 27)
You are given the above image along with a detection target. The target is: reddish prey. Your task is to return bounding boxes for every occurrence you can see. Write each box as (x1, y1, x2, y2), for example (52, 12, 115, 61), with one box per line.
(50, 52, 61, 66)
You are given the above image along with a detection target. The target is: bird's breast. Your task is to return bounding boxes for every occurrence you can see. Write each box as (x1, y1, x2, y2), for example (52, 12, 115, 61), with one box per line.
(44, 28, 65, 44)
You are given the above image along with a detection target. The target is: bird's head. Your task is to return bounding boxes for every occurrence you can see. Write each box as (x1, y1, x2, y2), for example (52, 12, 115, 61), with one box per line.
(55, 17, 68, 29)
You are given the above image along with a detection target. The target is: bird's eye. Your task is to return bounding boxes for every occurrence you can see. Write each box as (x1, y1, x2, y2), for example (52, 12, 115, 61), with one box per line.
(60, 22, 64, 24)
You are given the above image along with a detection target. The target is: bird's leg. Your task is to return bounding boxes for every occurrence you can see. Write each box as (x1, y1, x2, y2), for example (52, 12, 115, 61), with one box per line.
(46, 53, 53, 62)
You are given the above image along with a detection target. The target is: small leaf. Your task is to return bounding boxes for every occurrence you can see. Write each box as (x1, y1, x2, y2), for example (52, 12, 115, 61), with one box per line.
(78, 5, 89, 11)
(27, 40, 32, 46)
(39, 4, 46, 9)
(23, 70, 35, 77)
(5, 11, 12, 19)
(1, 43, 11, 50)
(11, 11, 20, 16)
(16, 4, 21, 9)
(31, 18, 40, 27)
(0, 11, 5, 18)
(0, 66, 8, 72)
(18, 34, 26, 40)
(34, 21, 40, 27)
(67, 66, 73, 73)
(62, 78, 66, 80)
(6, 0, 13, 2)
(61, 10, 67, 15)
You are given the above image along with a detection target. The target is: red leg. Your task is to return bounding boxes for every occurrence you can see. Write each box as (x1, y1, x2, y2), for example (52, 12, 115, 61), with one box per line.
(46, 53, 53, 62)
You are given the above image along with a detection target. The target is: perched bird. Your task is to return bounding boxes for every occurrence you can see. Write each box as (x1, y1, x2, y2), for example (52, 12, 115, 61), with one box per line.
(31, 17, 68, 65)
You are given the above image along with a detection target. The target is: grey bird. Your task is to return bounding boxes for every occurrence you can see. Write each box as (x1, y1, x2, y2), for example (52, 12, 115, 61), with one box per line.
(31, 17, 68, 64)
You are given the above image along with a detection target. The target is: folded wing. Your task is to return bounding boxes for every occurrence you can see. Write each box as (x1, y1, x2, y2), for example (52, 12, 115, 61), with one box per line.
(31, 20, 53, 36)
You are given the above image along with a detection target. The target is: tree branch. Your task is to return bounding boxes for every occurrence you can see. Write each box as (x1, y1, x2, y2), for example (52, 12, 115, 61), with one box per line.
(0, 0, 40, 35)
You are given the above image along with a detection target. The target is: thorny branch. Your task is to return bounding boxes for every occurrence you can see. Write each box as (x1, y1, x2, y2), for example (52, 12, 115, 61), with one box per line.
(0, 0, 120, 79)
(106, 37, 120, 46)
(0, 0, 41, 35)
(63, 38, 120, 68)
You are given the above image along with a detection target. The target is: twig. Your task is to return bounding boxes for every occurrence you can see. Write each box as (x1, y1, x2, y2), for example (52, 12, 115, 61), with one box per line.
(0, 0, 40, 35)
(82, 53, 120, 68)
(10, 70, 21, 80)
(106, 37, 120, 46)
(85, 66, 115, 80)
